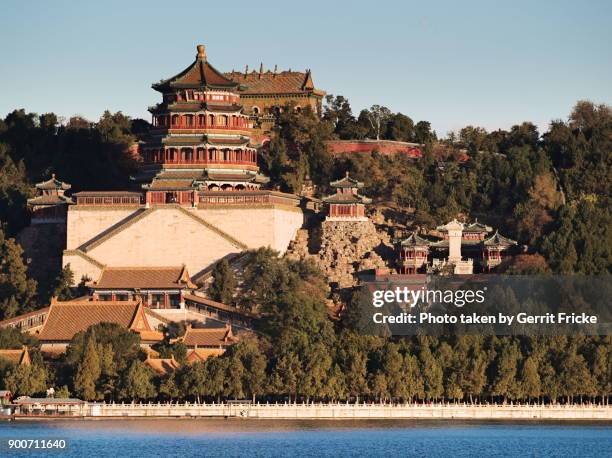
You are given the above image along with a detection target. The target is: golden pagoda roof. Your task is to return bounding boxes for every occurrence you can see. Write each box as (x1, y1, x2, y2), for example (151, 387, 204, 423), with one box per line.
(153, 44, 238, 91)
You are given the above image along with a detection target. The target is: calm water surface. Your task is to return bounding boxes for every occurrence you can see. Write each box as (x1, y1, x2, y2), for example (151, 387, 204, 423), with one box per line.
(0, 419, 610, 457)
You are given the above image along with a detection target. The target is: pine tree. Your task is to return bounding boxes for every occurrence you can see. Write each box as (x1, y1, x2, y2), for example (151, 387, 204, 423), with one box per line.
(74, 333, 101, 400)
(119, 360, 156, 401)
(159, 374, 179, 401)
(0, 229, 37, 319)
(419, 345, 443, 400)
(520, 356, 541, 402)
(208, 259, 236, 304)
(4, 363, 48, 396)
(51, 264, 75, 301)
(402, 353, 424, 402)
(491, 341, 521, 401)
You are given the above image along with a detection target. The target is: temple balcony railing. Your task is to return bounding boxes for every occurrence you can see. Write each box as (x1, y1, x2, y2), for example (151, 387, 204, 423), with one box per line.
(149, 125, 250, 132)
(141, 159, 258, 167)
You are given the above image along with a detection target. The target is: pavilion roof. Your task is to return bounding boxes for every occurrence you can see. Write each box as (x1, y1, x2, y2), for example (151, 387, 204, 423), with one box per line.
(182, 325, 237, 348)
(186, 348, 225, 363)
(225, 69, 324, 96)
(330, 172, 364, 188)
(37, 298, 159, 342)
(464, 221, 493, 233)
(483, 230, 517, 247)
(205, 172, 256, 182)
(400, 233, 431, 247)
(322, 193, 371, 204)
(91, 266, 195, 290)
(146, 179, 196, 190)
(27, 195, 72, 206)
(35, 174, 71, 191)
(153, 45, 238, 92)
(207, 137, 250, 146)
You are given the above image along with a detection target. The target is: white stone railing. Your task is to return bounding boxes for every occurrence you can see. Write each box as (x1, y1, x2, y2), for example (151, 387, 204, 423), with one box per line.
(81, 401, 612, 420)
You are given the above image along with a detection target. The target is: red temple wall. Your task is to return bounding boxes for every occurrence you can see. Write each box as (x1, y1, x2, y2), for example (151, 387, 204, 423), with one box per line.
(326, 140, 422, 158)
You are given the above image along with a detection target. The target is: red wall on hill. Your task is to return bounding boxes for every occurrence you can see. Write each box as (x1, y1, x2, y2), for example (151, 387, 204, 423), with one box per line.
(325, 140, 422, 158)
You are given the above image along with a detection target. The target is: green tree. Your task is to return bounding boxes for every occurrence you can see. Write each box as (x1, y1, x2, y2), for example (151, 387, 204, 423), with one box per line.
(50, 264, 75, 301)
(119, 360, 156, 401)
(401, 353, 424, 402)
(386, 113, 414, 142)
(73, 333, 101, 400)
(364, 105, 391, 140)
(4, 363, 48, 396)
(158, 373, 179, 401)
(491, 340, 521, 401)
(419, 344, 443, 400)
(0, 229, 37, 319)
(520, 356, 541, 402)
(0, 143, 31, 235)
(209, 259, 236, 304)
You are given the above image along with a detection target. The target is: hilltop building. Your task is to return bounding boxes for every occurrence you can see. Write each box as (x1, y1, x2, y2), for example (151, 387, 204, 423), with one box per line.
(323, 173, 371, 222)
(225, 65, 325, 138)
(27, 175, 72, 224)
(61, 45, 304, 285)
(398, 219, 517, 274)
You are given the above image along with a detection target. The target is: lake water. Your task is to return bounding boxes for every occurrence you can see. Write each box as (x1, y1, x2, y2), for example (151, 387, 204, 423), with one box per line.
(0, 419, 610, 457)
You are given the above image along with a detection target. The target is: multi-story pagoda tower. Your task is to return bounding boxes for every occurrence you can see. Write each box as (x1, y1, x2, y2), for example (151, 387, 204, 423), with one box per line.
(139, 44, 267, 205)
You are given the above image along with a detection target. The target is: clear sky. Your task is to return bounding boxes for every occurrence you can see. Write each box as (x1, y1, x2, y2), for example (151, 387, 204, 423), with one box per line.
(1, 0, 610, 136)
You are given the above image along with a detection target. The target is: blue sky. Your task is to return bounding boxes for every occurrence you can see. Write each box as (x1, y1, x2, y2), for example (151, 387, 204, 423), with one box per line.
(1, 0, 610, 136)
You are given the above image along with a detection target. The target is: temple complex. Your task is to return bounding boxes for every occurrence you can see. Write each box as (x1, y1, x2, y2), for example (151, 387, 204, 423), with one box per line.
(323, 173, 371, 221)
(61, 45, 304, 286)
(89, 266, 196, 308)
(36, 298, 164, 354)
(225, 66, 325, 138)
(398, 219, 517, 274)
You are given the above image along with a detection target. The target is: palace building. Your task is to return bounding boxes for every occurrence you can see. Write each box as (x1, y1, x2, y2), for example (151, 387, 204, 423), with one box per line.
(398, 219, 517, 274)
(61, 45, 304, 286)
(225, 65, 325, 137)
(36, 298, 164, 355)
(89, 265, 196, 308)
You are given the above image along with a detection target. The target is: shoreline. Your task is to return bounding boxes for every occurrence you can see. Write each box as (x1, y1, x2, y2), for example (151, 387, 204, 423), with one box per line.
(5, 416, 612, 424)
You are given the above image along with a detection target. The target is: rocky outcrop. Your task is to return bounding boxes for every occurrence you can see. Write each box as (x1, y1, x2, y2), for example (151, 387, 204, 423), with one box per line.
(287, 219, 393, 289)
